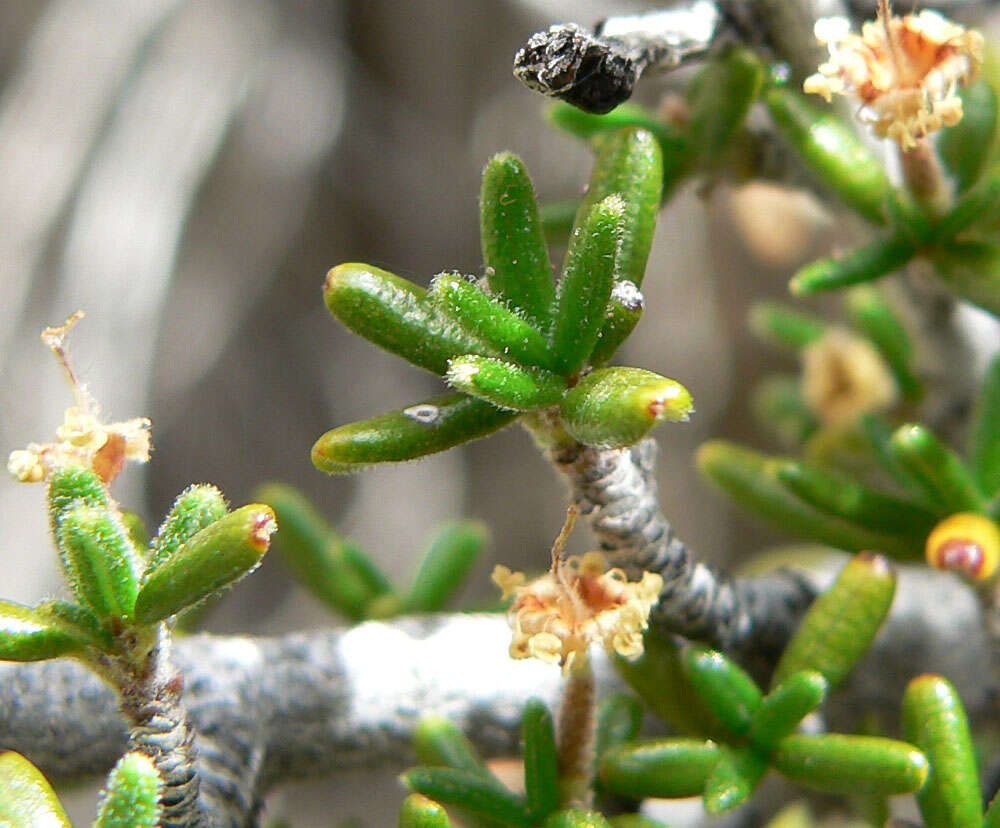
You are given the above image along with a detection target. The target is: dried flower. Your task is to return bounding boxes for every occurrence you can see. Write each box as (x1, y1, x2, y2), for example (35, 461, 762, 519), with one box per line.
(6, 312, 151, 484)
(493, 510, 662, 675)
(803, 3, 983, 149)
(801, 327, 898, 427)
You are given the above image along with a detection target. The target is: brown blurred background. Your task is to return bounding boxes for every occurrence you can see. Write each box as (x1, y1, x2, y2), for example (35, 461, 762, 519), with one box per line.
(4, 1, 990, 824)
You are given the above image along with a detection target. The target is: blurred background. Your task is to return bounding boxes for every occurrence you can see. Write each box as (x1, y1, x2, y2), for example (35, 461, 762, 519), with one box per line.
(0, 1, 996, 824)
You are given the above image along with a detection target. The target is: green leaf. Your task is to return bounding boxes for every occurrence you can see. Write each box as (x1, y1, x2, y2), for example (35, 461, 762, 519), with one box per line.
(970, 354, 1000, 497)
(323, 263, 487, 376)
(544, 810, 613, 828)
(94, 752, 161, 828)
(596, 694, 643, 759)
(589, 280, 644, 368)
(888, 424, 986, 514)
(790, 236, 915, 296)
(406, 521, 488, 612)
(608, 817, 671, 828)
(902, 674, 981, 828)
(702, 747, 768, 815)
(413, 716, 491, 776)
(940, 80, 999, 193)
(399, 794, 452, 828)
(551, 195, 624, 374)
(696, 441, 920, 558)
(58, 505, 141, 622)
(548, 101, 682, 148)
(846, 285, 923, 401)
(929, 239, 1000, 318)
(773, 459, 937, 544)
(148, 484, 228, 575)
(934, 167, 1000, 241)
(686, 48, 764, 166)
(573, 128, 663, 289)
(681, 647, 762, 739)
(480, 153, 554, 328)
(255, 483, 385, 620)
(614, 628, 725, 739)
(312, 393, 517, 474)
(446, 356, 565, 411)
(598, 739, 720, 799)
(47, 466, 109, 538)
(748, 671, 828, 752)
(748, 303, 827, 351)
(119, 511, 149, 552)
(0, 601, 83, 662)
(402, 768, 532, 827)
(0, 751, 70, 827)
(561, 367, 692, 448)
(751, 376, 818, 448)
(521, 700, 559, 821)
(428, 273, 555, 370)
(773, 734, 927, 795)
(772, 553, 896, 691)
(134, 504, 276, 624)
(34, 600, 113, 652)
(764, 88, 891, 224)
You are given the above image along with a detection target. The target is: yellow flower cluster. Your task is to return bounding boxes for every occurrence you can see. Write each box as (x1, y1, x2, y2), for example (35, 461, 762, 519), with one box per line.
(6, 312, 151, 485)
(803, 6, 983, 149)
(493, 547, 663, 676)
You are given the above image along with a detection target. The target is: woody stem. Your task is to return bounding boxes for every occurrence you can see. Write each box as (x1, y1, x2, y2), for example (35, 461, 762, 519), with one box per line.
(899, 139, 951, 217)
(556, 655, 597, 809)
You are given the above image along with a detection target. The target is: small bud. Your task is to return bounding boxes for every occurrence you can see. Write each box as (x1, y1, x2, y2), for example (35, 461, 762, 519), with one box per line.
(925, 512, 1000, 580)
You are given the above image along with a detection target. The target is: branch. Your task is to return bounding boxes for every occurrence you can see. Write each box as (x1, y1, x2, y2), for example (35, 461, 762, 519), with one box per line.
(0, 615, 623, 827)
(545, 437, 816, 665)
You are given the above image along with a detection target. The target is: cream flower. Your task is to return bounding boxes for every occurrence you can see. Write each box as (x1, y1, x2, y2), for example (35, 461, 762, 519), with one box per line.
(801, 327, 898, 427)
(493, 512, 663, 675)
(804, 4, 983, 149)
(6, 312, 152, 484)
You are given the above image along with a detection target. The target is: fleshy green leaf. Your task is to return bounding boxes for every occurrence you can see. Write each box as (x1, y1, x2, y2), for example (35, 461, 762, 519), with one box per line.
(764, 87, 891, 224)
(521, 700, 559, 821)
(772, 553, 896, 691)
(970, 354, 1000, 497)
(773, 734, 927, 795)
(544, 811, 613, 828)
(598, 739, 720, 799)
(596, 694, 643, 759)
(772, 459, 936, 545)
(0, 601, 83, 662)
(790, 236, 915, 296)
(681, 647, 762, 739)
(934, 168, 1000, 241)
(696, 441, 920, 558)
(0, 751, 71, 826)
(58, 505, 141, 622)
(929, 239, 1000, 318)
(902, 674, 981, 828)
(34, 600, 113, 652)
(94, 752, 161, 828)
(589, 281, 644, 368)
(446, 356, 565, 411)
(147, 484, 227, 575)
(406, 521, 488, 612)
(323, 263, 487, 375)
(312, 393, 517, 474)
(845, 285, 923, 400)
(702, 747, 767, 815)
(255, 483, 387, 619)
(748, 303, 827, 351)
(551, 195, 624, 374)
(573, 128, 663, 289)
(748, 671, 828, 752)
(134, 504, 276, 624)
(480, 153, 554, 328)
(402, 768, 532, 827)
(548, 101, 681, 147)
(686, 48, 764, 167)
(888, 424, 986, 514)
(561, 367, 692, 448)
(428, 273, 555, 370)
(119, 511, 149, 552)
(939, 80, 999, 193)
(414, 716, 491, 776)
(47, 466, 109, 538)
(399, 794, 452, 828)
